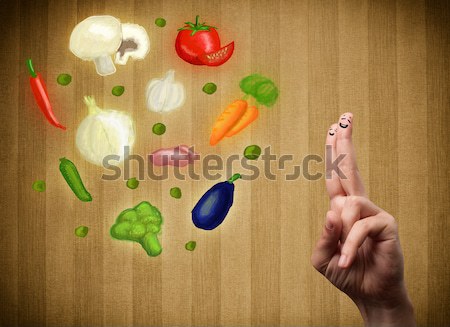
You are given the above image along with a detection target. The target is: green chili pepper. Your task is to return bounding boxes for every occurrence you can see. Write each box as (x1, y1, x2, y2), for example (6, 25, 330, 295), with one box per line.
(59, 157, 92, 202)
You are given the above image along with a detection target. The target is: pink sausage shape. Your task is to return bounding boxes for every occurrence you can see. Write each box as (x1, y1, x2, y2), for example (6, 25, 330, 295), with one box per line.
(150, 145, 198, 167)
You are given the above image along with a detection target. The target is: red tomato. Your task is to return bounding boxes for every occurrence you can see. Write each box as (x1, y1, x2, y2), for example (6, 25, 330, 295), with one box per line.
(175, 15, 233, 66)
(199, 42, 234, 66)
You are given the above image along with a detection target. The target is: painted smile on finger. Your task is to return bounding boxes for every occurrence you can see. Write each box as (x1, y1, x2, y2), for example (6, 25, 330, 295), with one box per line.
(328, 128, 337, 136)
(339, 115, 352, 129)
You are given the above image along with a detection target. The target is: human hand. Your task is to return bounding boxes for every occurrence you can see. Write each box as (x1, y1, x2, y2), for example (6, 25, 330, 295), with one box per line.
(311, 113, 415, 327)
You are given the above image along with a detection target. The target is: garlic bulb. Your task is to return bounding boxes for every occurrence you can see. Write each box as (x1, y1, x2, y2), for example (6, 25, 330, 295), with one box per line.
(145, 70, 185, 113)
(76, 96, 135, 166)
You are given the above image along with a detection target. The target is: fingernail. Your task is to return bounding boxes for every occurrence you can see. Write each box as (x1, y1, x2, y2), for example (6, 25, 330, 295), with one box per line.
(325, 221, 334, 230)
(338, 255, 347, 268)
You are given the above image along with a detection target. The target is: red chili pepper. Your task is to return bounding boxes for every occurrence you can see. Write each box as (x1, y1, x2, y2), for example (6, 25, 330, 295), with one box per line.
(26, 59, 66, 130)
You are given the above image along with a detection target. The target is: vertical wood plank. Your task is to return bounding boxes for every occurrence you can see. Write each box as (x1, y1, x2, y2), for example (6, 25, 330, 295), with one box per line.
(368, 0, 398, 214)
(250, 0, 281, 325)
(308, 0, 340, 324)
(219, 0, 252, 326)
(396, 0, 428, 325)
(279, 0, 311, 326)
(0, 1, 20, 325)
(18, 0, 48, 325)
(425, 0, 450, 325)
(45, 0, 77, 325)
(337, 0, 370, 323)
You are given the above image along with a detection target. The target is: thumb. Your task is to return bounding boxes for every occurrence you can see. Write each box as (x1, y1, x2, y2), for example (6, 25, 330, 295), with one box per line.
(311, 211, 343, 275)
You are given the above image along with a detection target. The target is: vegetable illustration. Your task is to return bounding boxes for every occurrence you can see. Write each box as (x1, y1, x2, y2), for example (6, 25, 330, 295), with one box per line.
(170, 187, 182, 199)
(192, 174, 241, 230)
(57, 73, 72, 86)
(32, 180, 46, 192)
(75, 226, 89, 238)
(110, 201, 163, 257)
(175, 15, 234, 66)
(76, 96, 135, 166)
(155, 18, 166, 27)
(70, 16, 122, 76)
(209, 100, 248, 145)
(209, 74, 279, 145)
(59, 157, 92, 202)
(146, 70, 185, 113)
(152, 123, 166, 135)
(244, 145, 262, 160)
(26, 59, 66, 130)
(239, 74, 279, 107)
(115, 23, 150, 65)
(150, 145, 197, 167)
(202, 82, 217, 95)
(185, 241, 196, 251)
(112, 85, 125, 96)
(126, 177, 139, 189)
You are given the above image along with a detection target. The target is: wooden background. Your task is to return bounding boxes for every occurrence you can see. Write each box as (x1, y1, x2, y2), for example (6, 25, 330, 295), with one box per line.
(0, 0, 448, 326)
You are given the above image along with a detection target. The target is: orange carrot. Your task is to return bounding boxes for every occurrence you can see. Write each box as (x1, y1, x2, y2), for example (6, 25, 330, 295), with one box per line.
(210, 100, 247, 145)
(226, 106, 259, 137)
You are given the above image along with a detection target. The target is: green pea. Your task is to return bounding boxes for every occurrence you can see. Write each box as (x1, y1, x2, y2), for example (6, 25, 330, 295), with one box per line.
(202, 82, 217, 95)
(32, 180, 46, 192)
(185, 241, 196, 251)
(244, 145, 261, 160)
(126, 177, 139, 189)
(152, 123, 166, 135)
(57, 73, 72, 86)
(155, 17, 166, 27)
(170, 187, 182, 199)
(75, 226, 89, 238)
(112, 85, 125, 96)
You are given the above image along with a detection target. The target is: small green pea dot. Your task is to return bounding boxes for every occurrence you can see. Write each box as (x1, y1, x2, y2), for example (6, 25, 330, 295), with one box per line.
(152, 123, 166, 135)
(32, 180, 46, 192)
(112, 85, 125, 96)
(155, 17, 166, 27)
(75, 226, 89, 238)
(185, 241, 196, 251)
(126, 177, 139, 189)
(170, 187, 182, 199)
(202, 82, 217, 95)
(57, 73, 72, 86)
(244, 145, 262, 160)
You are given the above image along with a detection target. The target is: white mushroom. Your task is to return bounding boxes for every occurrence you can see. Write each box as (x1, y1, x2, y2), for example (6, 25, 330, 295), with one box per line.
(115, 23, 150, 65)
(70, 15, 122, 76)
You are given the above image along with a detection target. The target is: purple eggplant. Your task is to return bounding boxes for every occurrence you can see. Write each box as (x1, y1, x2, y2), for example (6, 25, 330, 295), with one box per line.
(192, 174, 241, 230)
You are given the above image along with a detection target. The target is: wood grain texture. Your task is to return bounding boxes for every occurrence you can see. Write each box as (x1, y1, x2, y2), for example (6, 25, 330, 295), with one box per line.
(0, 0, 448, 326)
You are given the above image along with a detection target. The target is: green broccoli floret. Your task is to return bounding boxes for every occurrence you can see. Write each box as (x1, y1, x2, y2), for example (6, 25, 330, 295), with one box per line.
(110, 201, 163, 256)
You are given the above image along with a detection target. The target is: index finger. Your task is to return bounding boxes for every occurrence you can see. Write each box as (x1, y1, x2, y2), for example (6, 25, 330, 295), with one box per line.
(336, 113, 366, 196)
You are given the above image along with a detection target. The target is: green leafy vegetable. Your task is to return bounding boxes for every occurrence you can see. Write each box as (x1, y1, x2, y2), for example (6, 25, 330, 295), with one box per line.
(239, 74, 279, 107)
(110, 201, 163, 257)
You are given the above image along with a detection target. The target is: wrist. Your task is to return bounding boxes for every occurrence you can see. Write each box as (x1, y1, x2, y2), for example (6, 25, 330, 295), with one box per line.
(355, 286, 416, 327)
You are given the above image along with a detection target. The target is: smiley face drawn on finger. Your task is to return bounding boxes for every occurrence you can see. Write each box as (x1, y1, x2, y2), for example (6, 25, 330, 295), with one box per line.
(328, 127, 337, 136)
(339, 114, 352, 129)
